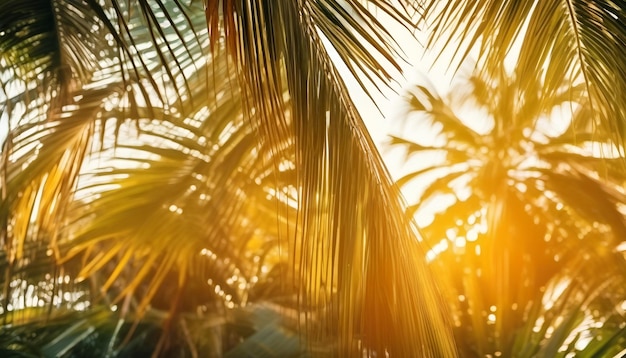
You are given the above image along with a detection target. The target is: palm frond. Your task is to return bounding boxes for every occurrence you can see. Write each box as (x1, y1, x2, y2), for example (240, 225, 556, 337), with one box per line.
(0, 4, 228, 355)
(424, 0, 626, 147)
(512, 252, 626, 357)
(204, 1, 458, 355)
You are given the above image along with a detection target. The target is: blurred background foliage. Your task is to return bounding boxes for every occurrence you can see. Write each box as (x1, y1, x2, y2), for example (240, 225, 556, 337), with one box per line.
(390, 69, 626, 356)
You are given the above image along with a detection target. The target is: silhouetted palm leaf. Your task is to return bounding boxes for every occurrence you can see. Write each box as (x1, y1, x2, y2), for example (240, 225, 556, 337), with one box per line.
(1, 0, 458, 356)
(204, 2, 457, 356)
(423, 0, 626, 146)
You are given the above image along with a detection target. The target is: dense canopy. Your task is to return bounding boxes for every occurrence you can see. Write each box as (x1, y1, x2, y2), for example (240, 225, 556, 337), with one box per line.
(1, 0, 626, 357)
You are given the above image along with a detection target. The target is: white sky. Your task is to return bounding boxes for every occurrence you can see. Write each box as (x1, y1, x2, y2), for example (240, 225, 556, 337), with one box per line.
(341, 16, 458, 179)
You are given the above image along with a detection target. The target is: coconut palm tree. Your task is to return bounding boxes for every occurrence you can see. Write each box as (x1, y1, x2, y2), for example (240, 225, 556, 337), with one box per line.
(406, 3, 626, 354)
(390, 69, 626, 356)
(0, 0, 456, 356)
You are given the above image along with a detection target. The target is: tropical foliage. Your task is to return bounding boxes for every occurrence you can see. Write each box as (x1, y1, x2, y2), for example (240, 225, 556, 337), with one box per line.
(0, 0, 454, 357)
(387, 2, 626, 354)
(422, 0, 626, 144)
(1, 0, 626, 357)
(391, 70, 626, 356)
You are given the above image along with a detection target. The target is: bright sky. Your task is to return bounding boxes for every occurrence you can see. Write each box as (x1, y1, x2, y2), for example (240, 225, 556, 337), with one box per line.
(337, 11, 459, 179)
(332, 7, 487, 231)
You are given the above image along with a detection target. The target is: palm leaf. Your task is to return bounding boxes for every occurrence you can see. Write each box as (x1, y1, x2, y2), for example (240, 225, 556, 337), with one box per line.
(424, 0, 626, 146)
(204, 1, 457, 356)
(512, 252, 626, 357)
